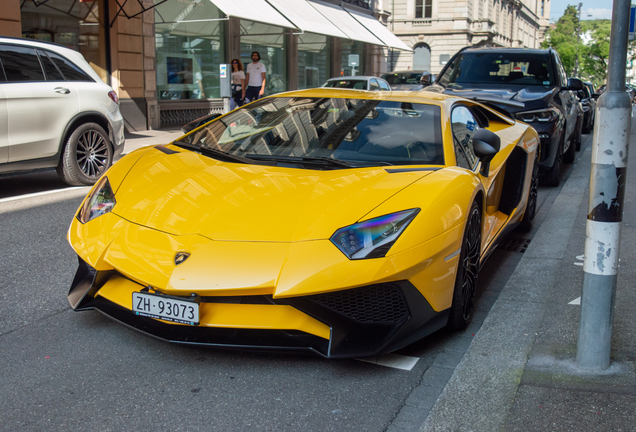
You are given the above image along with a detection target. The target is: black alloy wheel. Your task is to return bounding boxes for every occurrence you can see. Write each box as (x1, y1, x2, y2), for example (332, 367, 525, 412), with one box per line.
(519, 150, 539, 232)
(448, 201, 481, 330)
(57, 122, 113, 186)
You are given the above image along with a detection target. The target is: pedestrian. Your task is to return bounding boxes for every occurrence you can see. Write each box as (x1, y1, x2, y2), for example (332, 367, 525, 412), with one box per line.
(230, 58, 245, 110)
(243, 51, 266, 103)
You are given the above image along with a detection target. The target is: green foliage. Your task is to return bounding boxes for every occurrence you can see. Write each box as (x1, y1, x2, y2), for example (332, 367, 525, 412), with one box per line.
(580, 20, 611, 86)
(541, 5, 580, 74)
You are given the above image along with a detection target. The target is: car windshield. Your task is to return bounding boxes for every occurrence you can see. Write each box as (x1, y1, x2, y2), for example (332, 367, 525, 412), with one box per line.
(382, 73, 421, 85)
(181, 97, 444, 167)
(323, 79, 368, 90)
(438, 52, 554, 88)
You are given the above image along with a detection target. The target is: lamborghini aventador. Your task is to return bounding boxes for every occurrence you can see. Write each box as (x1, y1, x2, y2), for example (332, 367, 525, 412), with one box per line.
(67, 88, 539, 358)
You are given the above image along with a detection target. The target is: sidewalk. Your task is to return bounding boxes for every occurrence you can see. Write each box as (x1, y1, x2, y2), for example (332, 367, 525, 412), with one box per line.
(122, 127, 185, 156)
(421, 121, 636, 430)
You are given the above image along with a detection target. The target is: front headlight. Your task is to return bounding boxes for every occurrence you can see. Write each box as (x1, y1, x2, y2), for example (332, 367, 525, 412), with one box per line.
(330, 209, 420, 260)
(77, 176, 116, 224)
(515, 107, 559, 123)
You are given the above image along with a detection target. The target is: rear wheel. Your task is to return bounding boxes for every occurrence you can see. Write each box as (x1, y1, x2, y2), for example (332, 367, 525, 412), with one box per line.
(448, 201, 481, 330)
(519, 150, 539, 232)
(57, 122, 113, 186)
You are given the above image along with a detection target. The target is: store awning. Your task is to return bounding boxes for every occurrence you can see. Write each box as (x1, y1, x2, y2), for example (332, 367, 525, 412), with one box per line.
(265, 0, 348, 39)
(210, 0, 296, 29)
(307, 0, 383, 46)
(345, 8, 412, 51)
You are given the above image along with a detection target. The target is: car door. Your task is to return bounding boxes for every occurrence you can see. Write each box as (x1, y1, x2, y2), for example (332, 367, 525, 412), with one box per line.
(0, 76, 7, 163)
(451, 105, 506, 249)
(553, 53, 577, 142)
(0, 43, 79, 162)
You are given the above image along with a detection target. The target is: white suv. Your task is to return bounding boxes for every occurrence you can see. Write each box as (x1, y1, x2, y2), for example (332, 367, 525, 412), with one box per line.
(0, 37, 125, 186)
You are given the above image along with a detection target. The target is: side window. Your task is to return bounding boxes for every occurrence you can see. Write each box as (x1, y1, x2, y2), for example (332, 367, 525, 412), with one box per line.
(553, 53, 567, 86)
(451, 105, 479, 169)
(369, 79, 380, 91)
(0, 44, 45, 82)
(37, 49, 65, 81)
(45, 50, 93, 82)
(378, 79, 390, 91)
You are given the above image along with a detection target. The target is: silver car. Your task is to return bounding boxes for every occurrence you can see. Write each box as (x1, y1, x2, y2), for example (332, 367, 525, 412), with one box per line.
(322, 76, 391, 91)
(0, 37, 125, 186)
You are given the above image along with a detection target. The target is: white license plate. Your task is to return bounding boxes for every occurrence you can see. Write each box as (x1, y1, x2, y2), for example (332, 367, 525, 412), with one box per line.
(132, 292, 199, 325)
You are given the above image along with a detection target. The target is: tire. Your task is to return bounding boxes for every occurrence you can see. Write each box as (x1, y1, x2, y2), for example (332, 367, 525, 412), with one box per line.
(57, 122, 113, 186)
(518, 150, 539, 232)
(563, 123, 577, 164)
(540, 133, 563, 187)
(448, 201, 481, 330)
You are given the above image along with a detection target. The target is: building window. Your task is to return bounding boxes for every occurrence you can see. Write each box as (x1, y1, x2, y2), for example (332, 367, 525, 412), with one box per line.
(20, 0, 108, 83)
(413, 43, 431, 71)
(341, 40, 365, 76)
(298, 34, 330, 90)
(240, 20, 287, 96)
(416, 0, 433, 19)
(155, 0, 225, 100)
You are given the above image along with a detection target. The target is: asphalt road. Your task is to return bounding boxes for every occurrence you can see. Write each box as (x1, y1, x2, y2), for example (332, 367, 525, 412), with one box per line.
(0, 137, 585, 431)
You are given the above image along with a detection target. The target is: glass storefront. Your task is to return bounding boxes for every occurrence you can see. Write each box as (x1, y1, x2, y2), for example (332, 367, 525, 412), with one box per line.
(20, 0, 108, 82)
(240, 20, 287, 96)
(155, 0, 225, 100)
(340, 40, 365, 77)
(297, 33, 330, 89)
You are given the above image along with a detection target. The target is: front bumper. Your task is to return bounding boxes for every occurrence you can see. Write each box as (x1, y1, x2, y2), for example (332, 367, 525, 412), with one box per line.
(68, 257, 447, 358)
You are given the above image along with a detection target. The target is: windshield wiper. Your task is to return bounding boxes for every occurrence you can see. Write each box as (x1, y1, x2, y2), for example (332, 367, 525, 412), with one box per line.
(244, 154, 392, 169)
(172, 141, 263, 165)
(244, 154, 354, 168)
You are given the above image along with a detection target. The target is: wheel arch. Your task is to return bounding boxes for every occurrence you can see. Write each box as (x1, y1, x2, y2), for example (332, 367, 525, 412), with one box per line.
(58, 111, 112, 163)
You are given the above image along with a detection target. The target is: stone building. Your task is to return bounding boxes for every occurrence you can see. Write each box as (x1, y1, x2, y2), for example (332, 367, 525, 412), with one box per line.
(374, 0, 551, 74)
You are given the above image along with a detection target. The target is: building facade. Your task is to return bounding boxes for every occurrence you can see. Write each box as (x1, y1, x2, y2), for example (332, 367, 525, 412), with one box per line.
(2, 0, 408, 131)
(378, 0, 551, 74)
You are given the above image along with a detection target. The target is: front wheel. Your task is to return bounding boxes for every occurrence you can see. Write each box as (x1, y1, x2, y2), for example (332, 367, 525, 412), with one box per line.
(448, 201, 481, 330)
(519, 150, 539, 232)
(57, 122, 113, 186)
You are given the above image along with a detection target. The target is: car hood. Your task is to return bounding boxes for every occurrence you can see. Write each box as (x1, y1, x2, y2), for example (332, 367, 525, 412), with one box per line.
(435, 85, 558, 113)
(112, 147, 433, 242)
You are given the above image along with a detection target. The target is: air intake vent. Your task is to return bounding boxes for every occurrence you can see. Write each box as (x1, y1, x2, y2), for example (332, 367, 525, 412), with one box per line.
(308, 284, 409, 323)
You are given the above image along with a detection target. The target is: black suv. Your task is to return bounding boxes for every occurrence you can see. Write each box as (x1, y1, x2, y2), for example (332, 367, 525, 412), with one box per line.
(430, 47, 583, 186)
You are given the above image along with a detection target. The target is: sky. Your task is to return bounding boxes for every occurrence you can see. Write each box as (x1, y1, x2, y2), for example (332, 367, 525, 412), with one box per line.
(549, 0, 613, 22)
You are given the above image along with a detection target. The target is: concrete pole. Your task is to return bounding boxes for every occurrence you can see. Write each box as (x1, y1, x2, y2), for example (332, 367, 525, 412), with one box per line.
(576, 0, 632, 370)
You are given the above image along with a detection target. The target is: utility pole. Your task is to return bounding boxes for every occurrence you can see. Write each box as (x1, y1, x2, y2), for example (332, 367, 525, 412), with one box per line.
(576, 0, 632, 371)
(574, 2, 582, 76)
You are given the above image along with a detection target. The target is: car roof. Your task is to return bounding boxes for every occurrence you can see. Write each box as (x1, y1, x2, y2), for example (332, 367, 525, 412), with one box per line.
(383, 71, 425, 74)
(460, 46, 551, 56)
(326, 76, 378, 81)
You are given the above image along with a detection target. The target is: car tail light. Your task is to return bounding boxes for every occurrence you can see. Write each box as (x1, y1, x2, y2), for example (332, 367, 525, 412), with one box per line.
(108, 91, 119, 105)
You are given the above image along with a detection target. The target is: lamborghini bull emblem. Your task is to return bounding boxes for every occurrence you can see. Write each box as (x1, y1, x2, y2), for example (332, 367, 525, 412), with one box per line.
(174, 252, 190, 266)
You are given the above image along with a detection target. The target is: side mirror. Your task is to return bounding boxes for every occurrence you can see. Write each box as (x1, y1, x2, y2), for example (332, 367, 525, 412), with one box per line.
(592, 93, 600, 99)
(473, 128, 501, 177)
(566, 77, 584, 91)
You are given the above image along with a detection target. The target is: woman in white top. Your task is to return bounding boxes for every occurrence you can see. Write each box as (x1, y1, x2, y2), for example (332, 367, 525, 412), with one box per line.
(230, 58, 245, 110)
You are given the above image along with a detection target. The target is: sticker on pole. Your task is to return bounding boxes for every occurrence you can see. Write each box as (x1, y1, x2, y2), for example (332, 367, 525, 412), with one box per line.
(630, 5, 636, 41)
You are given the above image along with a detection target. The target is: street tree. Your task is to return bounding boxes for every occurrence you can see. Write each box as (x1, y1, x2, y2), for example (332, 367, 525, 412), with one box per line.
(541, 5, 580, 74)
(580, 20, 611, 86)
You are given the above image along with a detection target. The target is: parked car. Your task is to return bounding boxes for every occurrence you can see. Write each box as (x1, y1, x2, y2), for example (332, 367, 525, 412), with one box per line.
(0, 37, 125, 185)
(577, 80, 597, 135)
(430, 47, 584, 186)
(323, 76, 391, 91)
(67, 88, 539, 358)
(380, 70, 434, 90)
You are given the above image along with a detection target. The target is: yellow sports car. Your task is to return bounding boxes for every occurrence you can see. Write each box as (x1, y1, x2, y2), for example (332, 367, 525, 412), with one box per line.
(67, 89, 539, 358)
